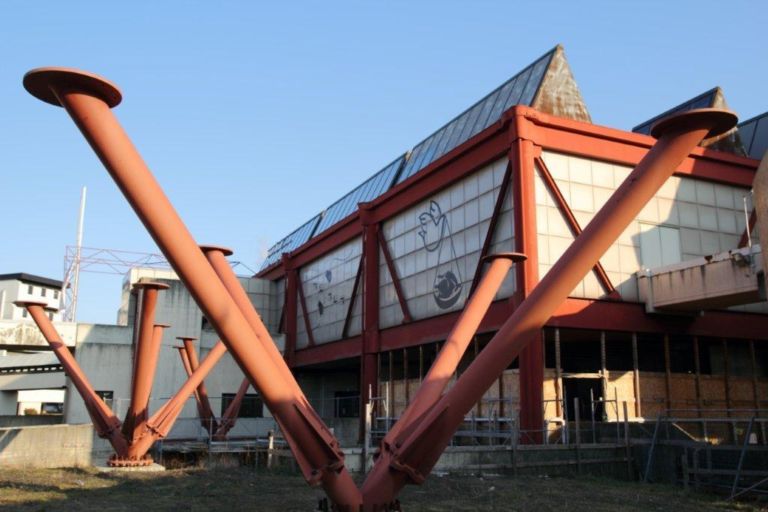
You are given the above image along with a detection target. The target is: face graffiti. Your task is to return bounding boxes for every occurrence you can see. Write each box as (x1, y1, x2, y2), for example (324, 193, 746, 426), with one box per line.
(417, 200, 463, 309)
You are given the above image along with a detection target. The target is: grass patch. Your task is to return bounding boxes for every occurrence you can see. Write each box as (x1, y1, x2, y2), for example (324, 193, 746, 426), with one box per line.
(0, 467, 763, 511)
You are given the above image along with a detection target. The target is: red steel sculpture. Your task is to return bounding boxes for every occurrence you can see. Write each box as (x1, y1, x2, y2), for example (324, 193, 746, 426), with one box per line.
(175, 336, 220, 435)
(22, 65, 736, 510)
(15, 289, 228, 466)
(175, 335, 251, 439)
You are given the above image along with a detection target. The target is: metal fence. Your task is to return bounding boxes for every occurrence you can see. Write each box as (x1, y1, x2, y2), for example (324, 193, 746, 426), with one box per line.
(642, 408, 768, 500)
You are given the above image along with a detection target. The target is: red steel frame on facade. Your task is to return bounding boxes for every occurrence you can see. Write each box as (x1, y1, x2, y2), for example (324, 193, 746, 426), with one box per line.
(260, 104, 762, 436)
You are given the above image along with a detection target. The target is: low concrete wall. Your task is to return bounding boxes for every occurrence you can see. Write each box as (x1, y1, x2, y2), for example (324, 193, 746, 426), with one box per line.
(342, 444, 632, 477)
(0, 423, 112, 468)
(0, 415, 63, 428)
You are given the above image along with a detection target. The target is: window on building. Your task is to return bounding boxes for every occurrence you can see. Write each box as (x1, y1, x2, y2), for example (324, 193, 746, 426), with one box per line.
(221, 393, 263, 418)
(605, 331, 634, 371)
(559, 328, 601, 373)
(41, 288, 47, 297)
(96, 391, 113, 409)
(22, 309, 28, 318)
(699, 338, 724, 375)
(668, 335, 695, 374)
(334, 391, 359, 418)
(636, 333, 666, 372)
(544, 328, 557, 369)
(54, 290, 59, 300)
(390, 349, 405, 380)
(48, 312, 53, 321)
(727, 339, 753, 377)
(755, 342, 768, 378)
(27, 284, 33, 294)
(405, 346, 422, 379)
(41, 403, 63, 415)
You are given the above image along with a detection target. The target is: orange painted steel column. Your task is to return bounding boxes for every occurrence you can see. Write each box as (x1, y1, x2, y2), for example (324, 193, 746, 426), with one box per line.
(122, 282, 168, 443)
(361, 109, 737, 508)
(199, 246, 289, 438)
(200, 245, 302, 397)
(282, 254, 299, 368)
(215, 377, 251, 439)
(383, 253, 525, 443)
(510, 125, 543, 442)
(359, 202, 380, 442)
(174, 344, 209, 430)
(24, 68, 361, 509)
(16, 301, 128, 456)
(180, 336, 219, 432)
(129, 340, 229, 456)
(125, 322, 169, 461)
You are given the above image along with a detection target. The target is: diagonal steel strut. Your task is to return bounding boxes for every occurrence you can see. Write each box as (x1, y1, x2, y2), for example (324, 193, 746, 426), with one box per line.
(361, 108, 738, 507)
(22, 65, 737, 511)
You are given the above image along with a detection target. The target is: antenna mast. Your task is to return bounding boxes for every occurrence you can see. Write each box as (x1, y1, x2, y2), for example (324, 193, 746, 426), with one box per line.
(62, 187, 86, 322)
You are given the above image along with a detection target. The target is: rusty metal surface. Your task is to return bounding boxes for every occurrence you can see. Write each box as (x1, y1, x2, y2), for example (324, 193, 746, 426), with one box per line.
(531, 44, 591, 123)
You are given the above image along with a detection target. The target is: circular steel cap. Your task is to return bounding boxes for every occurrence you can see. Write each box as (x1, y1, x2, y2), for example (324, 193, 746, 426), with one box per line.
(650, 108, 737, 140)
(132, 281, 170, 291)
(13, 300, 49, 308)
(154, 323, 171, 329)
(481, 252, 527, 264)
(24, 67, 122, 108)
(199, 244, 234, 257)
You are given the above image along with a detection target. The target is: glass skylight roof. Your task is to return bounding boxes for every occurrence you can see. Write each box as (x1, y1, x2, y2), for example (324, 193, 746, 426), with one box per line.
(259, 47, 559, 271)
(738, 112, 768, 160)
(313, 155, 406, 237)
(262, 215, 322, 269)
(395, 50, 553, 184)
(633, 88, 719, 135)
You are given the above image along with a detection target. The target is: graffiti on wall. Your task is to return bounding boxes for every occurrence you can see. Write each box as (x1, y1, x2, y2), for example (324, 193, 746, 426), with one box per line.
(308, 251, 356, 316)
(417, 200, 463, 309)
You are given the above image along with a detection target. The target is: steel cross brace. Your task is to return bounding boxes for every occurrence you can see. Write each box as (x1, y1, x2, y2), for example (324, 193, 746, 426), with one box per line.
(15, 298, 229, 466)
(22, 65, 737, 510)
(176, 336, 220, 434)
(175, 336, 251, 439)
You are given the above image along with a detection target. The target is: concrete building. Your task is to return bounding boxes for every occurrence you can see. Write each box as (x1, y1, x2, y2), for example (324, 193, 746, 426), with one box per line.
(0, 266, 291, 443)
(254, 45, 768, 443)
(0, 273, 68, 418)
(0, 351, 65, 416)
(0, 273, 63, 322)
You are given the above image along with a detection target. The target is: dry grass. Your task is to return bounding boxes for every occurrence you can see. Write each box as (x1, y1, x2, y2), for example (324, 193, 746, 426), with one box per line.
(0, 466, 764, 511)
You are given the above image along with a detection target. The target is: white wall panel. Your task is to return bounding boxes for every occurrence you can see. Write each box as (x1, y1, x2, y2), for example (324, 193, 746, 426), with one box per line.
(538, 151, 753, 303)
(296, 237, 362, 347)
(379, 158, 514, 327)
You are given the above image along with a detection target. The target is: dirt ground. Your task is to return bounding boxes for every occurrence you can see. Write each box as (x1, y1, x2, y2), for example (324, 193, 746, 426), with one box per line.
(0, 466, 765, 511)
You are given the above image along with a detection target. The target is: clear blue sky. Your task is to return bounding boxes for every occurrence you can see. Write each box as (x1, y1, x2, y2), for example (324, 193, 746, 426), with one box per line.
(0, 1, 764, 324)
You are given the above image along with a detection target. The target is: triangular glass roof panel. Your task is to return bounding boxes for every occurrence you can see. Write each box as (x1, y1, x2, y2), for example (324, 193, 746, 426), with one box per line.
(738, 111, 768, 160)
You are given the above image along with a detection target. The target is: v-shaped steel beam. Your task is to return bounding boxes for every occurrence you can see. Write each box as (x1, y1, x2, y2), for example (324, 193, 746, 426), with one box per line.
(22, 65, 736, 511)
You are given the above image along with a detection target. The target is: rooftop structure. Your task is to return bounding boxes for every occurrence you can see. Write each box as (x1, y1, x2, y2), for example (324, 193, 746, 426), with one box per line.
(260, 45, 590, 270)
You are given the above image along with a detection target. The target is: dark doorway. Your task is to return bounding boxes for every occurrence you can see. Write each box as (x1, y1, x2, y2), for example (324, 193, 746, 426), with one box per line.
(563, 378, 603, 422)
